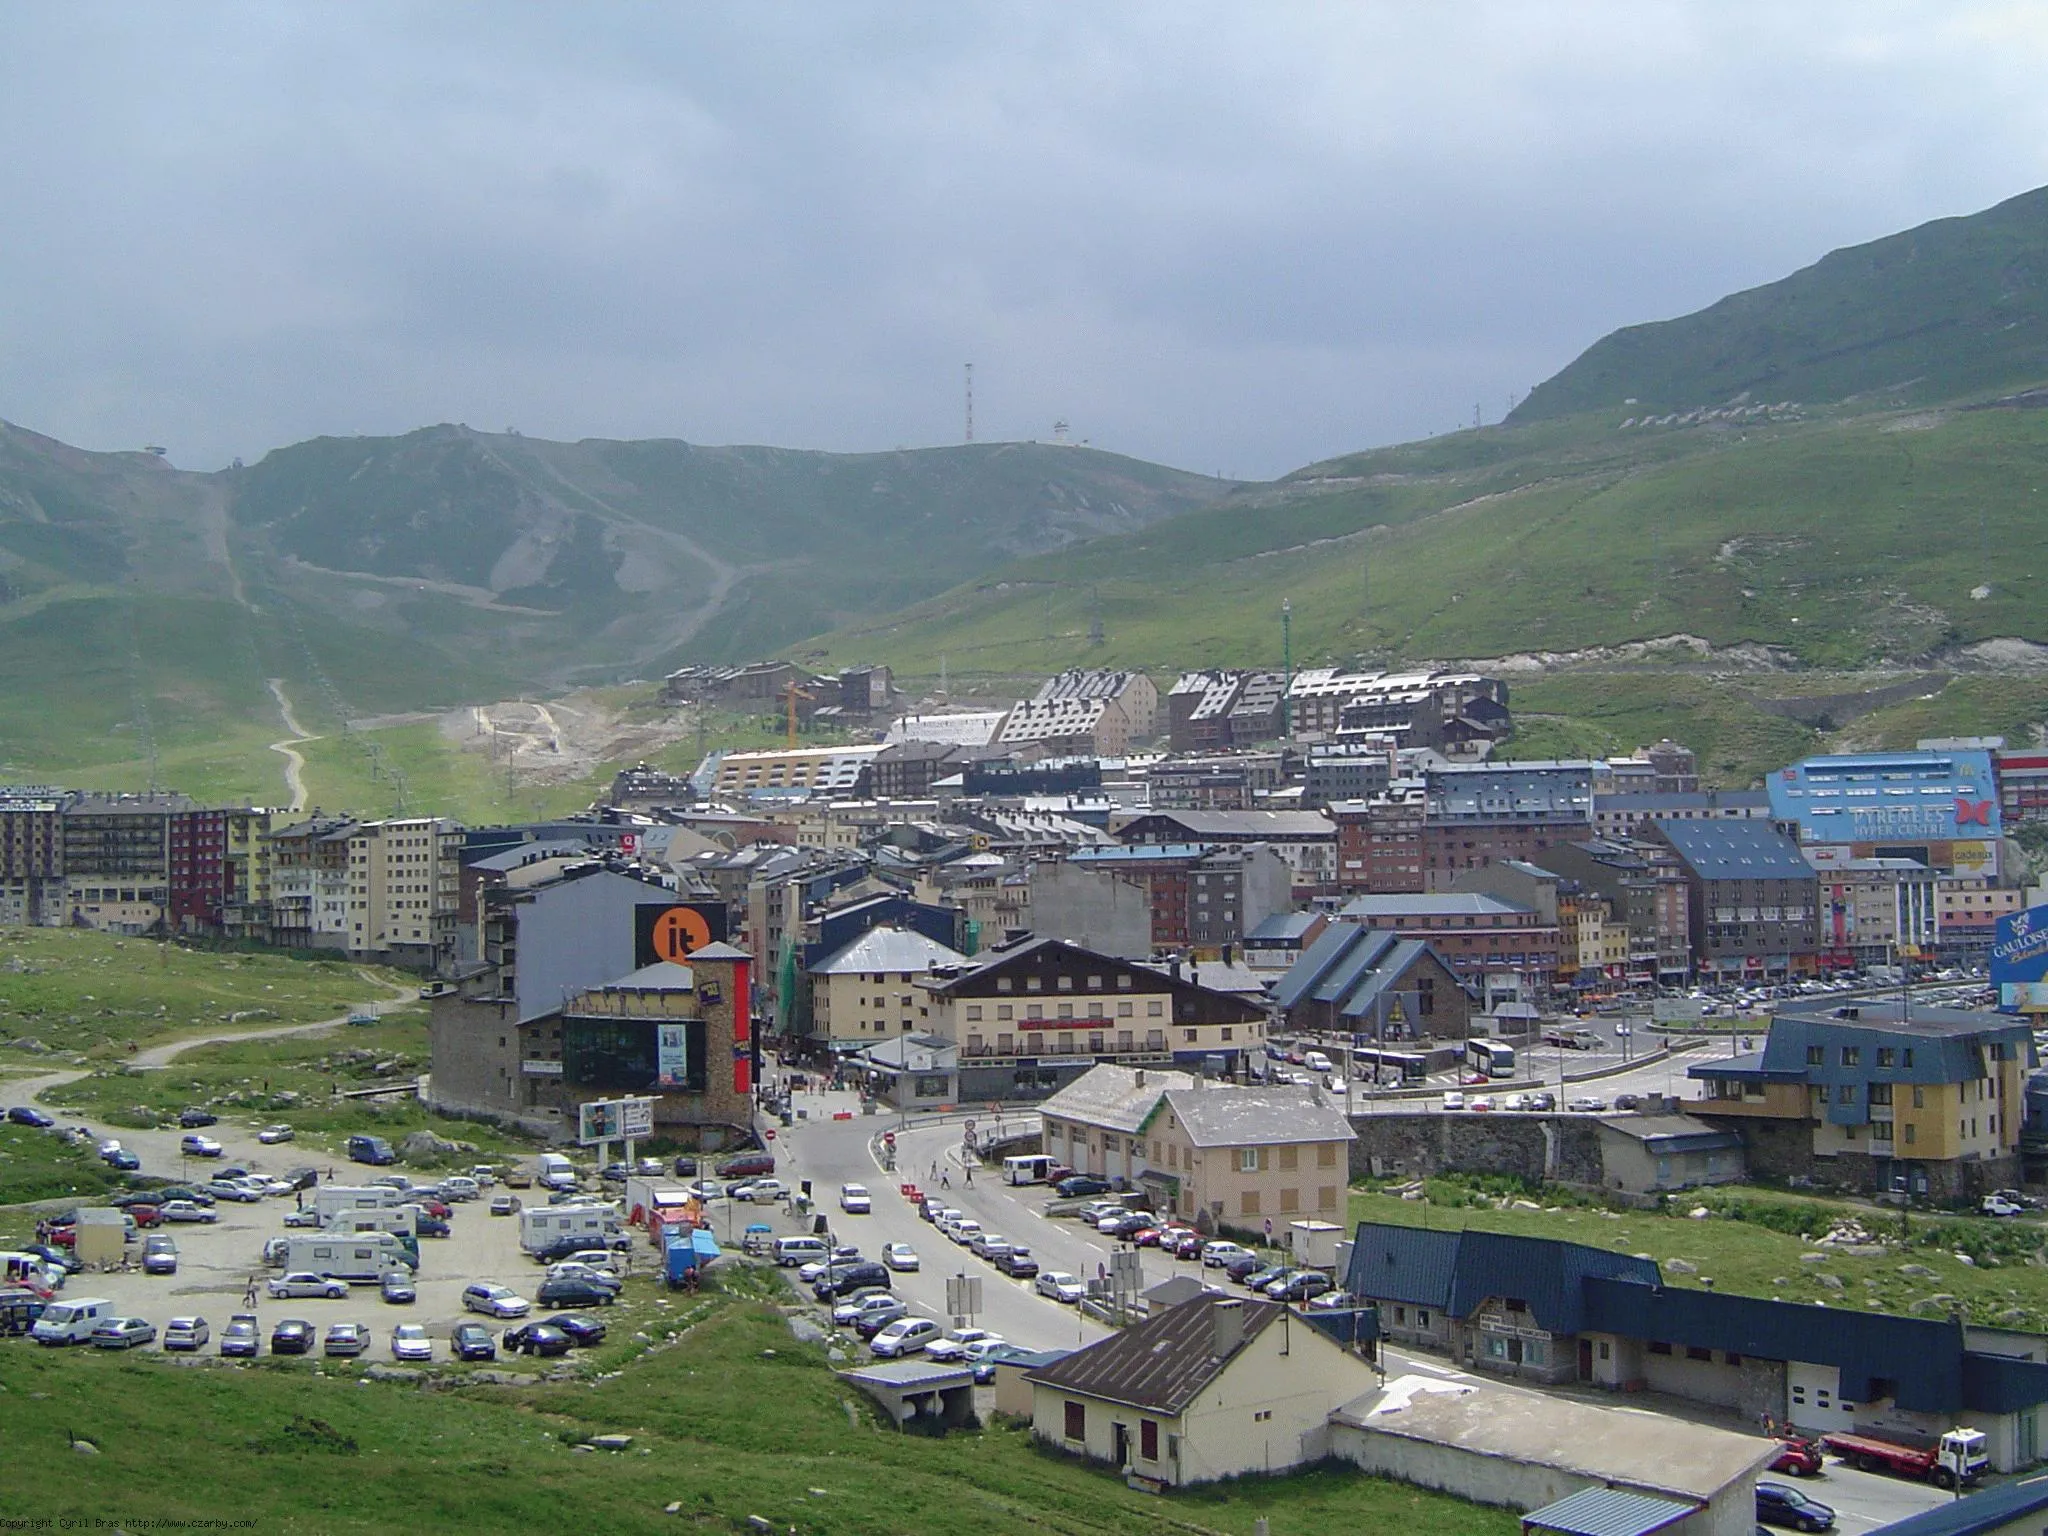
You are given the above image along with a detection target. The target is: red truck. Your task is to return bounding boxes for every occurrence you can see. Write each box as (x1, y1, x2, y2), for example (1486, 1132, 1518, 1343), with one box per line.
(1817, 1428, 1987, 1487)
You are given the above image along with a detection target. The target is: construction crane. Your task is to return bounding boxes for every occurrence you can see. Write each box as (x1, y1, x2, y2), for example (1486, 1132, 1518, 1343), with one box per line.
(782, 680, 818, 748)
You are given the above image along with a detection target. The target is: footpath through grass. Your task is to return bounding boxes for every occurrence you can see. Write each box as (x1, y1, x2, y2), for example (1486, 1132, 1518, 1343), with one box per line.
(1352, 1177, 2048, 1331)
(0, 1266, 1515, 1536)
(0, 928, 413, 1060)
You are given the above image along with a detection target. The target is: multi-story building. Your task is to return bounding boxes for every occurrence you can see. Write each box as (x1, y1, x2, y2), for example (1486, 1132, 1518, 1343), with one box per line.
(1167, 671, 1244, 753)
(1418, 762, 1594, 892)
(1816, 859, 1940, 968)
(266, 817, 358, 949)
(807, 925, 968, 1053)
(1064, 842, 1291, 957)
(1689, 1000, 2034, 1199)
(1769, 748, 2002, 879)
(0, 791, 64, 926)
(1334, 893, 1559, 995)
(917, 936, 1267, 1098)
(1532, 839, 1692, 986)
(1644, 819, 1818, 982)
(1938, 876, 2023, 952)
(709, 745, 885, 799)
(999, 670, 1160, 757)
(1113, 809, 1336, 895)
(1591, 789, 1770, 843)
(1284, 669, 1508, 744)
(346, 816, 464, 969)
(1270, 921, 1475, 1042)
(1302, 744, 1394, 809)
(1592, 740, 1701, 796)
(1330, 789, 1426, 895)
(167, 806, 232, 934)
(221, 808, 272, 940)
(61, 792, 190, 934)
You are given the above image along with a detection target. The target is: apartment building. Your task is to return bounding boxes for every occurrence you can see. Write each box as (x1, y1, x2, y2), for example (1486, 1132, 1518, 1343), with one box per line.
(1643, 819, 1819, 982)
(999, 670, 1160, 757)
(807, 925, 967, 1053)
(709, 744, 885, 799)
(1816, 859, 1940, 966)
(0, 791, 64, 926)
(266, 817, 357, 949)
(1335, 892, 1559, 993)
(918, 937, 1267, 1097)
(1689, 1000, 2034, 1199)
(62, 792, 191, 934)
(346, 816, 463, 968)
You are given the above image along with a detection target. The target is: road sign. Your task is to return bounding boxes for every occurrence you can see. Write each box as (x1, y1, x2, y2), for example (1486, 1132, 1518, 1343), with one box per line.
(883, 1131, 896, 1146)
(1263, 1217, 1274, 1237)
(764, 1129, 777, 1140)
(965, 1118, 977, 1131)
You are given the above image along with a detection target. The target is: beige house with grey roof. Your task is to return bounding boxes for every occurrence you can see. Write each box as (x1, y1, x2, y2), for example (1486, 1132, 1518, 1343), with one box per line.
(1038, 1063, 1355, 1235)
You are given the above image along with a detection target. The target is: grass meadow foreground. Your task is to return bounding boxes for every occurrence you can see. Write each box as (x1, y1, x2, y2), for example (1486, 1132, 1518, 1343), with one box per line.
(0, 1267, 1513, 1536)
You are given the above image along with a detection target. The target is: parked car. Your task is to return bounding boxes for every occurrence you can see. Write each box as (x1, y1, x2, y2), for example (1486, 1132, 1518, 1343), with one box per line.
(869, 1317, 942, 1359)
(160, 1200, 218, 1224)
(996, 1246, 1039, 1278)
(257, 1123, 296, 1144)
(162, 1315, 209, 1351)
(1099, 1212, 1153, 1239)
(947, 1218, 985, 1246)
(389, 1323, 433, 1361)
(1202, 1241, 1251, 1268)
(414, 1215, 452, 1239)
(1270, 1272, 1334, 1303)
(206, 1178, 260, 1203)
(380, 1269, 417, 1305)
(92, 1316, 157, 1350)
(177, 1107, 219, 1128)
(489, 1193, 520, 1217)
(451, 1321, 498, 1360)
(1566, 1095, 1607, 1112)
(6, 1105, 55, 1127)
(104, 1149, 141, 1171)
(925, 1327, 998, 1363)
(553, 1313, 607, 1347)
(882, 1242, 921, 1272)
(503, 1321, 573, 1357)
(282, 1207, 321, 1228)
(462, 1284, 531, 1319)
(1755, 1483, 1836, 1533)
(270, 1272, 349, 1301)
(1163, 1230, 1205, 1259)
(834, 1292, 907, 1330)
(671, 1155, 699, 1177)
(813, 1263, 891, 1302)
(179, 1133, 224, 1158)
(323, 1323, 370, 1358)
(1036, 1271, 1086, 1304)
(1982, 1194, 2025, 1218)
(1441, 1092, 1466, 1112)
(1054, 1174, 1112, 1198)
(270, 1319, 315, 1356)
(745, 1178, 789, 1204)
(715, 1151, 775, 1179)
(142, 1235, 179, 1275)
(537, 1276, 617, 1310)
(1526, 1092, 1556, 1111)
(220, 1313, 260, 1357)
(1240, 1264, 1288, 1291)
(1612, 1093, 1644, 1112)
(546, 1262, 623, 1293)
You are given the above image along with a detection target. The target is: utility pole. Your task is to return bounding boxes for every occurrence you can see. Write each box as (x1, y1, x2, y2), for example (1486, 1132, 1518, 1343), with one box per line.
(1281, 599, 1293, 736)
(964, 363, 974, 444)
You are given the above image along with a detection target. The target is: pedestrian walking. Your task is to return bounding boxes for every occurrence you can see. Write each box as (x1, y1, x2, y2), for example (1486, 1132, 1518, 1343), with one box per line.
(243, 1278, 259, 1308)
(939, 1170, 950, 1189)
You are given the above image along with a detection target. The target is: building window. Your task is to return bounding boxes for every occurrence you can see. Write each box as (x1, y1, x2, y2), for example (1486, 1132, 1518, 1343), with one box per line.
(1902, 1048, 1914, 1067)
(1277, 1145, 1298, 1172)
(1026, 977, 1043, 992)
(1117, 1002, 1133, 1017)
(966, 1006, 983, 1021)
(1904, 1124, 1917, 1145)
(1240, 1190, 1260, 1216)
(1912, 1086, 1925, 1109)
(1841, 1046, 1860, 1067)
(1687, 1346, 1712, 1362)
(1806, 1046, 1823, 1065)
(1648, 1341, 1672, 1355)
(1877, 1048, 1895, 1068)
(1148, 1001, 1164, 1017)
(1238, 1148, 1260, 1172)
(1064, 1401, 1085, 1441)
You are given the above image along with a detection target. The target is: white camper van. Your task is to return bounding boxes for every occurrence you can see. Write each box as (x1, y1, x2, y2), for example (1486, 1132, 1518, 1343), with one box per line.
(283, 1232, 411, 1283)
(519, 1204, 624, 1255)
(314, 1185, 403, 1223)
(31, 1296, 115, 1345)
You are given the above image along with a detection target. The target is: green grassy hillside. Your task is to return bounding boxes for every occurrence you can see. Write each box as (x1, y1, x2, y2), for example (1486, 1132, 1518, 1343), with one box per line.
(1514, 183, 2048, 420)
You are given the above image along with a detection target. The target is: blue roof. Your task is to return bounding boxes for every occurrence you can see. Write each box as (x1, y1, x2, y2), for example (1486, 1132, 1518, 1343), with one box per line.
(1583, 1276, 1964, 1413)
(1246, 911, 1321, 943)
(1269, 923, 1364, 1010)
(1338, 940, 1446, 1020)
(1650, 818, 1813, 880)
(1524, 1487, 1696, 1536)
(1860, 1474, 2048, 1536)
(1345, 1223, 1658, 1334)
(1962, 1351, 2048, 1414)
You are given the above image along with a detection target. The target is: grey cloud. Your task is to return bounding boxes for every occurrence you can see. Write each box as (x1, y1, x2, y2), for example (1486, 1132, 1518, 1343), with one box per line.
(2, 2, 2046, 476)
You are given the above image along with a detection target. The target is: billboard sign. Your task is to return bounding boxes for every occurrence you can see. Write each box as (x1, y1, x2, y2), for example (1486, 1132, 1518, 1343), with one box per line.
(655, 1024, 691, 1089)
(578, 1096, 655, 1144)
(1991, 903, 2048, 1012)
(635, 901, 729, 967)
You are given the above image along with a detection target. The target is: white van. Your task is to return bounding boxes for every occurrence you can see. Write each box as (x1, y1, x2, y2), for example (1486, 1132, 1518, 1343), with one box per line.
(32, 1296, 115, 1345)
(774, 1235, 830, 1267)
(535, 1153, 576, 1189)
(1002, 1155, 1054, 1186)
(1304, 1050, 1334, 1075)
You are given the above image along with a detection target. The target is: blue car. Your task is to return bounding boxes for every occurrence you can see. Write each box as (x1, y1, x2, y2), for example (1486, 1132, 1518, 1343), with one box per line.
(105, 1150, 141, 1171)
(6, 1106, 54, 1128)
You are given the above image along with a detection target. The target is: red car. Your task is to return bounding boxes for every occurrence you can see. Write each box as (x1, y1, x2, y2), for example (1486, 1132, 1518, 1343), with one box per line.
(1132, 1227, 1165, 1247)
(1770, 1438, 1824, 1477)
(127, 1205, 164, 1229)
(1164, 1230, 1205, 1259)
(413, 1198, 453, 1220)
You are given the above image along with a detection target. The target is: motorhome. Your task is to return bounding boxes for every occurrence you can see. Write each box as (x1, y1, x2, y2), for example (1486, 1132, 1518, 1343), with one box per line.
(283, 1232, 411, 1283)
(519, 1204, 624, 1256)
(314, 1184, 403, 1222)
(1002, 1154, 1055, 1186)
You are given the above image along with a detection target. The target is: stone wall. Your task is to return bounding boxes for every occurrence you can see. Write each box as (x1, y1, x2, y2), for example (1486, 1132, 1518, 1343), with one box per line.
(1347, 1112, 1605, 1186)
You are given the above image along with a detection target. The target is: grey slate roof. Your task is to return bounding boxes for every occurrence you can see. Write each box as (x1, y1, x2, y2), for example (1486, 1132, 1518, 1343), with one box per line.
(1245, 911, 1321, 942)
(1650, 818, 1813, 880)
(1594, 1114, 1742, 1153)
(1162, 1085, 1357, 1148)
(596, 961, 695, 992)
(1339, 893, 1535, 917)
(1525, 1487, 1697, 1536)
(809, 925, 968, 976)
(1023, 1294, 1283, 1414)
(1037, 1063, 1195, 1135)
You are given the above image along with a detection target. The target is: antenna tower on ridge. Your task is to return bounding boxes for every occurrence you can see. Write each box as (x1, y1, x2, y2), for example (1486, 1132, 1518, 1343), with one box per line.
(965, 362, 975, 443)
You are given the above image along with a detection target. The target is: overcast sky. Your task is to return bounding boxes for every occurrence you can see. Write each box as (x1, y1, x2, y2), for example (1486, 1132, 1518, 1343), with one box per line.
(4, 3, 2047, 479)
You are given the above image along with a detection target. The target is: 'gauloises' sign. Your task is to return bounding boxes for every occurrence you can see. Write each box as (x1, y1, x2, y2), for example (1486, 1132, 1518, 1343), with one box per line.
(1991, 904, 2048, 1011)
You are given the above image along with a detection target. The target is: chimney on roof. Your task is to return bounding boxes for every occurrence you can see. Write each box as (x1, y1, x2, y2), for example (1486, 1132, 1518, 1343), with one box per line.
(1211, 1298, 1245, 1357)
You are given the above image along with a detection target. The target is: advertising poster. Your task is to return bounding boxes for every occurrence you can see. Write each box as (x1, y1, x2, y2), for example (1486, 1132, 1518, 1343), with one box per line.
(1990, 903, 2048, 1012)
(634, 901, 730, 966)
(656, 1024, 690, 1088)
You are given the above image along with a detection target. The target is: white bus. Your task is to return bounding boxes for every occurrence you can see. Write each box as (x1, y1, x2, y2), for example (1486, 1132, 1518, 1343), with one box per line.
(1003, 1154, 1056, 1186)
(1465, 1039, 1516, 1079)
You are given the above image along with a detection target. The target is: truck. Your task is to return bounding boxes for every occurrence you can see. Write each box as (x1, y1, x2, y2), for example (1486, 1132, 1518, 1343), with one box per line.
(283, 1232, 412, 1284)
(663, 1229, 722, 1287)
(624, 1177, 699, 1227)
(314, 1184, 403, 1222)
(519, 1204, 623, 1256)
(1817, 1428, 1987, 1487)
